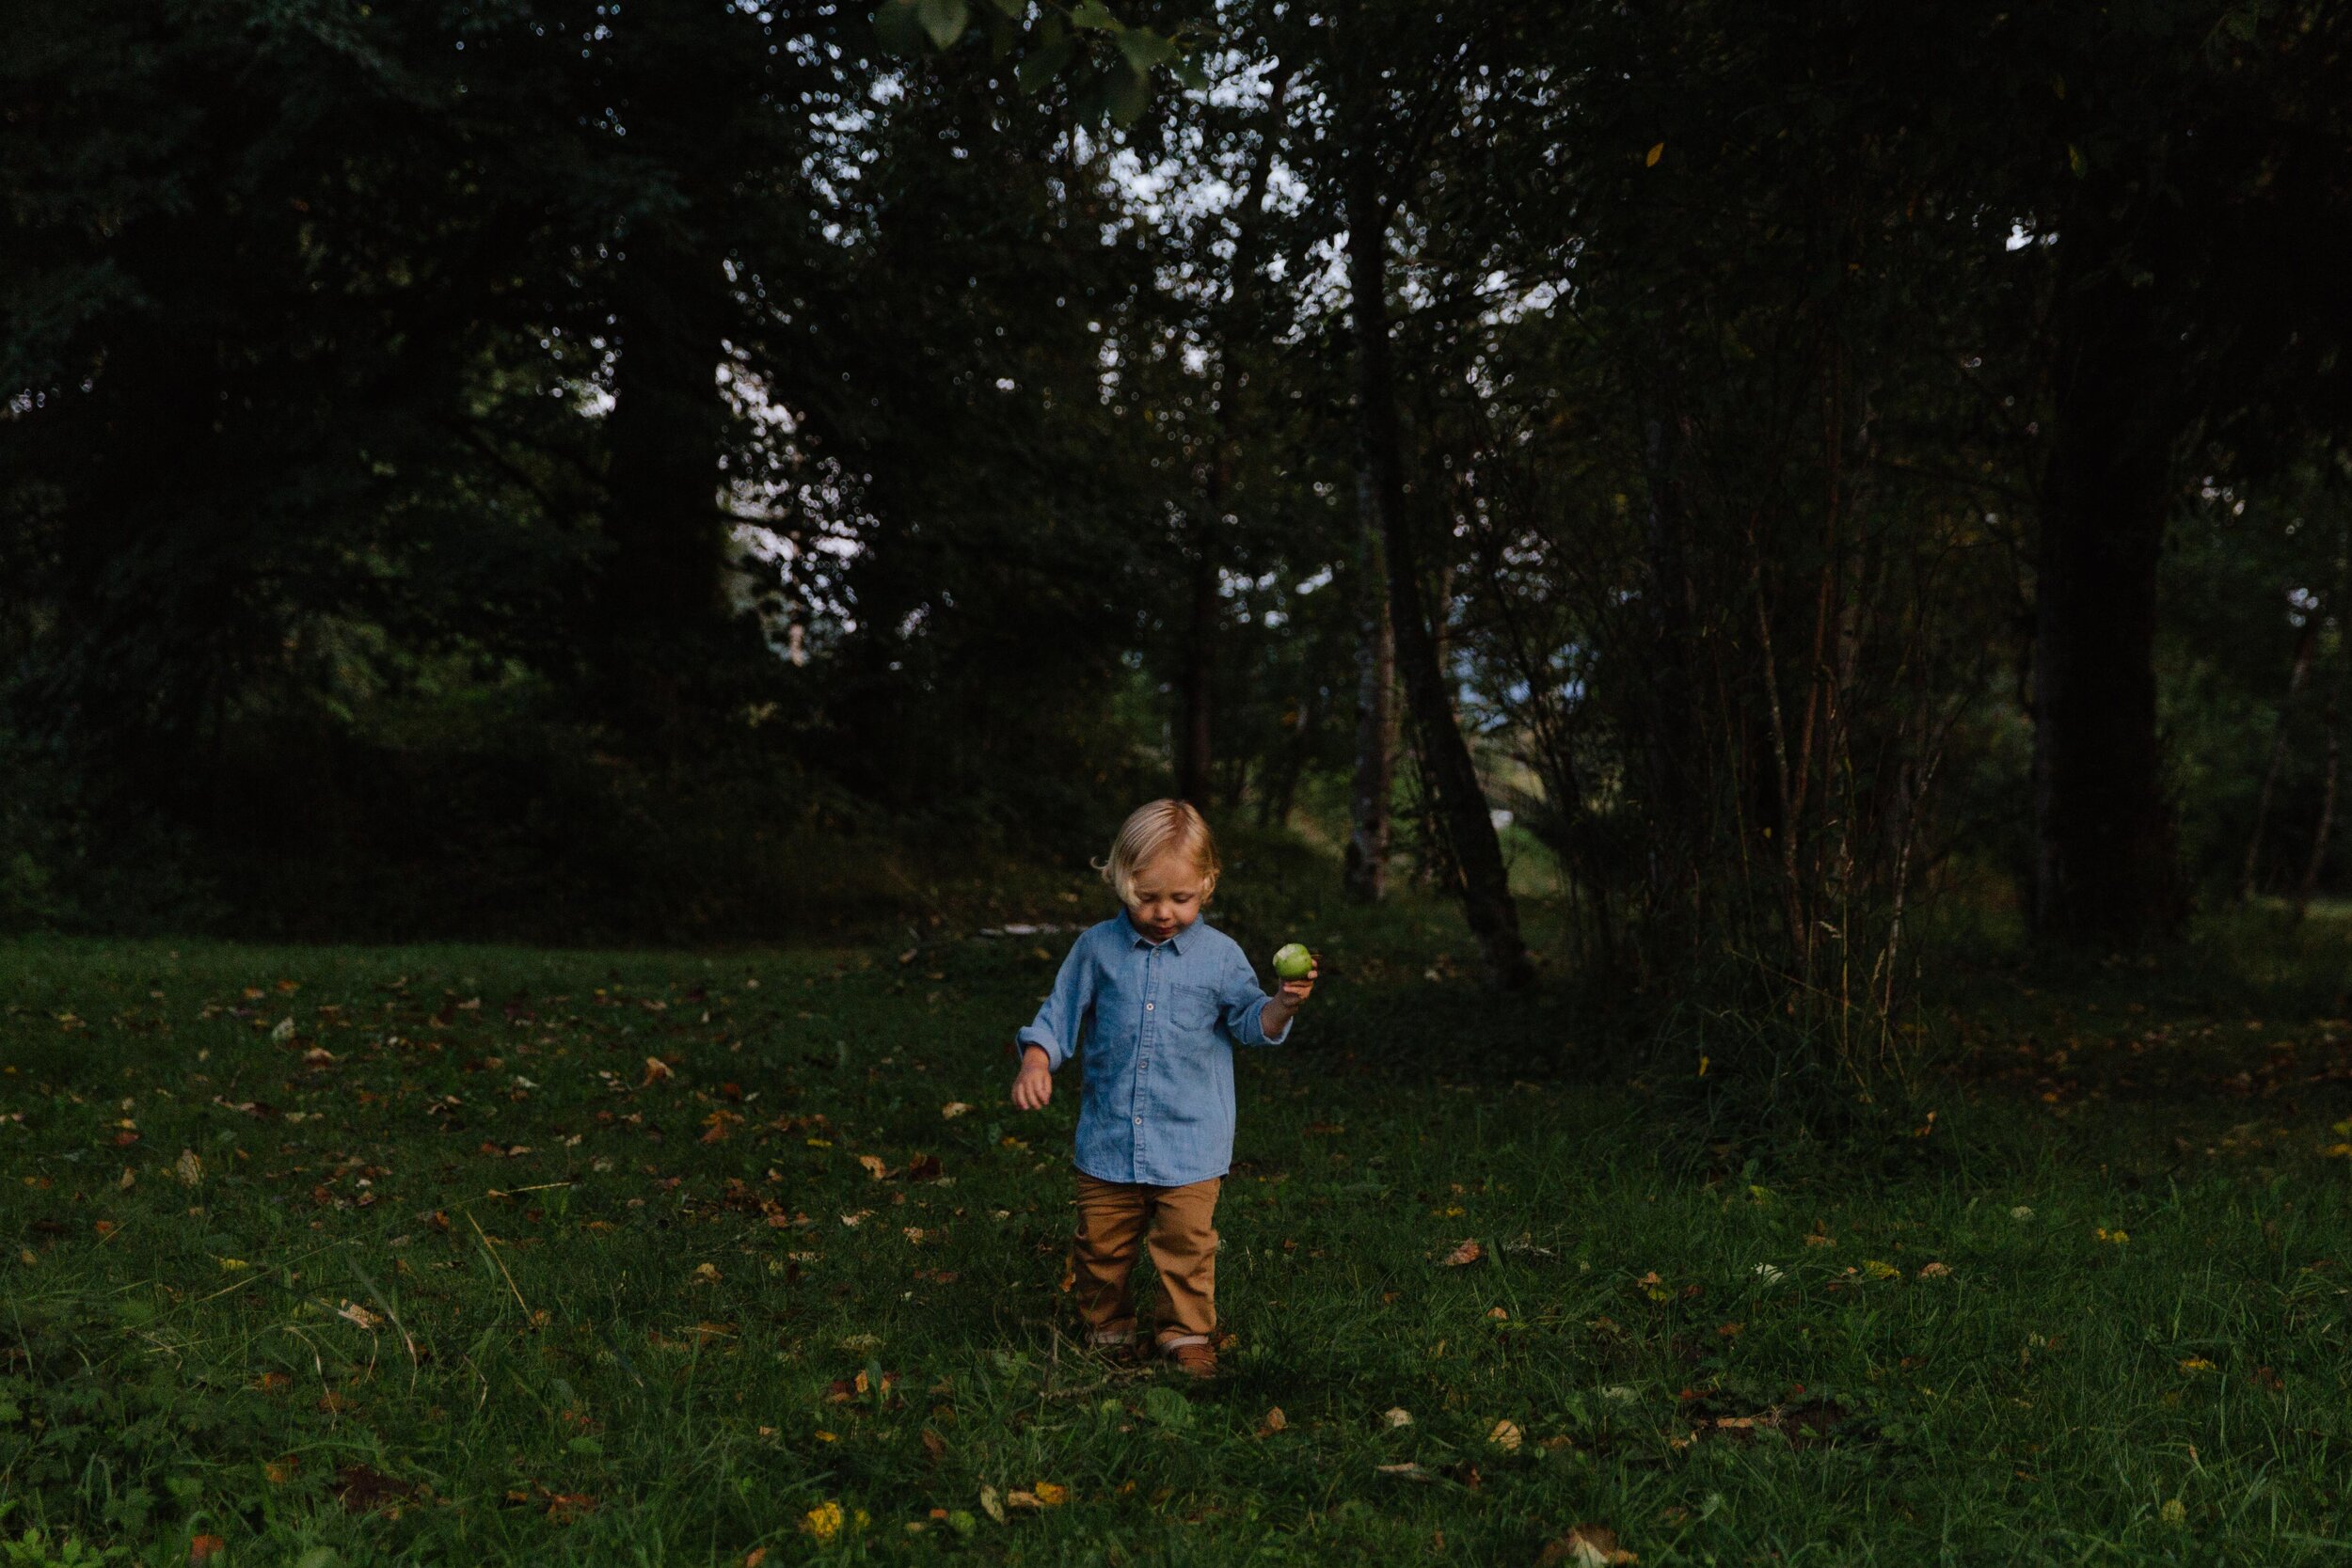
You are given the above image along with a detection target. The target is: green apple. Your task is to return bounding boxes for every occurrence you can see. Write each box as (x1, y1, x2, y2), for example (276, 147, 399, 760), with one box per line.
(1272, 942, 1314, 982)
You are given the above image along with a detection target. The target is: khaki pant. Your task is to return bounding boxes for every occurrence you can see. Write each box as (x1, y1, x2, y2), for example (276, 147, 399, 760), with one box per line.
(1070, 1172, 1221, 1349)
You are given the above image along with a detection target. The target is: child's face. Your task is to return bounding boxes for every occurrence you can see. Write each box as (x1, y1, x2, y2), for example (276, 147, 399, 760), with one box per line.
(1127, 850, 1210, 942)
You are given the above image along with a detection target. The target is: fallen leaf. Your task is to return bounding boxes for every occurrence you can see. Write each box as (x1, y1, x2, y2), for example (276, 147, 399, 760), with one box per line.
(1645, 142, 1664, 167)
(1007, 1490, 1041, 1511)
(264, 1457, 298, 1484)
(802, 1500, 846, 1542)
(1383, 1407, 1414, 1428)
(336, 1300, 383, 1331)
(2179, 1356, 2216, 1373)
(1917, 1261, 1951, 1279)
(190, 1534, 228, 1562)
(921, 1428, 948, 1461)
(860, 1154, 889, 1180)
(942, 1102, 973, 1119)
(1488, 1418, 1523, 1451)
(692, 1262, 722, 1285)
(642, 1056, 674, 1086)
(1542, 1523, 1639, 1566)
(1375, 1462, 1432, 1481)
(175, 1148, 204, 1186)
(744, 1550, 769, 1567)
(1442, 1239, 1483, 1267)
(978, 1484, 1006, 1523)
(1031, 1481, 1069, 1507)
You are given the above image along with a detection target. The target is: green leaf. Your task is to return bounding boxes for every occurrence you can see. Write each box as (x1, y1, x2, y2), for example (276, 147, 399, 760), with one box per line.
(1140, 1384, 1194, 1427)
(873, 0, 926, 55)
(1015, 34, 1080, 93)
(1104, 65, 1152, 126)
(1173, 55, 1210, 91)
(1115, 27, 1178, 74)
(1069, 0, 1120, 32)
(917, 0, 970, 49)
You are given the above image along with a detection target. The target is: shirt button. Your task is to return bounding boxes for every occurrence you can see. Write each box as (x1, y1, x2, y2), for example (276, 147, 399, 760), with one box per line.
(1145, 1003, 1153, 1011)
(1134, 1116, 1142, 1124)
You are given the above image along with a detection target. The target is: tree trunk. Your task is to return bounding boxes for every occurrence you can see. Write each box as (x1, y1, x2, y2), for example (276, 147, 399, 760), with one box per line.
(2031, 249, 2185, 946)
(599, 236, 729, 728)
(1344, 508, 1396, 902)
(1177, 530, 1216, 803)
(2238, 623, 2317, 902)
(1176, 66, 1292, 810)
(1345, 155, 1534, 988)
(2296, 688, 2340, 921)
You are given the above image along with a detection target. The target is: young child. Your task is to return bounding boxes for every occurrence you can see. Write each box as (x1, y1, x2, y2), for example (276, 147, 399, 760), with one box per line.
(1009, 800, 1315, 1378)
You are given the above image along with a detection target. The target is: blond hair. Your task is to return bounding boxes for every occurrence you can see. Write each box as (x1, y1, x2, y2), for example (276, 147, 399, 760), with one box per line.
(1096, 799, 1221, 904)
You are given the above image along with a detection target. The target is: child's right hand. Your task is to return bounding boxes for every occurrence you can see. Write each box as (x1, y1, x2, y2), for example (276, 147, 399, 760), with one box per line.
(1010, 1048, 1053, 1111)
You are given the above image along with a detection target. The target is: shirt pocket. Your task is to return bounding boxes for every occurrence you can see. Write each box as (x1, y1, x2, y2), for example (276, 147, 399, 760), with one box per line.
(1169, 982, 1223, 1034)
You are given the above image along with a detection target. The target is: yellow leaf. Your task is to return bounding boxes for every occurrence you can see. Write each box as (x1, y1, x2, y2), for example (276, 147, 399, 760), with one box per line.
(1488, 1418, 1523, 1452)
(2178, 1356, 2216, 1372)
(1031, 1481, 1069, 1507)
(801, 1500, 845, 1542)
(1547, 1523, 1639, 1565)
(1645, 142, 1664, 167)
(860, 1154, 889, 1180)
(1862, 1259, 1899, 1281)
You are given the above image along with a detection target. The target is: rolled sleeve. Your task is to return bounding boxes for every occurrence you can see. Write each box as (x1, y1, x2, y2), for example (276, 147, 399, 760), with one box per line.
(1016, 937, 1094, 1069)
(1220, 950, 1290, 1048)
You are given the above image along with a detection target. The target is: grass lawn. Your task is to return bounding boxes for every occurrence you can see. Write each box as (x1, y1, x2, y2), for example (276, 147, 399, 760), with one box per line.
(6, 885, 2352, 1565)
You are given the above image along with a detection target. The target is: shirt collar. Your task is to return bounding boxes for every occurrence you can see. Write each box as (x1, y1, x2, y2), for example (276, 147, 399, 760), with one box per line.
(1120, 908, 1188, 956)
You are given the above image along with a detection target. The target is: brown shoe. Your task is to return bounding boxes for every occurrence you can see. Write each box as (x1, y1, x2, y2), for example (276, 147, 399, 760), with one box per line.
(1161, 1338, 1218, 1379)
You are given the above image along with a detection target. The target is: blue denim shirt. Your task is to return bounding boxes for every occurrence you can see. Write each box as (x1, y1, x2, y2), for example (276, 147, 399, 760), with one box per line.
(1017, 910, 1291, 1187)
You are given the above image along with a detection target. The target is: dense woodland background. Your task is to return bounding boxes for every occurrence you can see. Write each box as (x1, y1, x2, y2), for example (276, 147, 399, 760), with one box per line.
(7, 0, 2352, 1097)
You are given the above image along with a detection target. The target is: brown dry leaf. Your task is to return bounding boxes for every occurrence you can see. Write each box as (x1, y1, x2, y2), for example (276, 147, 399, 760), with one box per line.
(1918, 1261, 1952, 1279)
(1540, 1523, 1640, 1566)
(1031, 1481, 1069, 1507)
(744, 1550, 769, 1568)
(545, 1491, 598, 1522)
(859, 1154, 889, 1180)
(1488, 1307, 1510, 1321)
(1487, 1418, 1523, 1452)
(175, 1148, 204, 1187)
(691, 1261, 723, 1286)
(1383, 1406, 1414, 1428)
(336, 1300, 384, 1331)
(1264, 1406, 1288, 1433)
(921, 1428, 948, 1461)
(264, 1457, 298, 1484)
(642, 1056, 675, 1086)
(1442, 1239, 1484, 1267)
(189, 1535, 228, 1562)
(1006, 1490, 1043, 1511)
(942, 1101, 973, 1119)
(1375, 1462, 1433, 1481)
